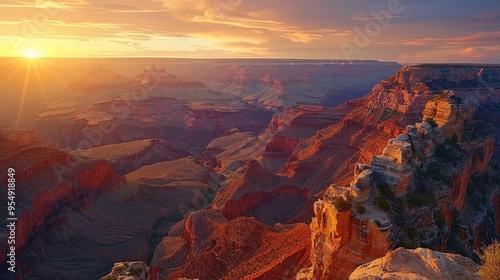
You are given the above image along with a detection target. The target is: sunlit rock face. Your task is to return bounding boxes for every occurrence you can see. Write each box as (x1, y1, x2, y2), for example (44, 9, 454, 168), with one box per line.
(5, 63, 499, 280)
(310, 186, 391, 280)
(349, 247, 479, 280)
(365, 65, 500, 124)
(422, 93, 475, 141)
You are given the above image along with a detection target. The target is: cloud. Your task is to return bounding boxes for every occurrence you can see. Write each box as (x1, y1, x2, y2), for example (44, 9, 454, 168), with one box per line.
(0, 0, 499, 62)
(458, 47, 485, 59)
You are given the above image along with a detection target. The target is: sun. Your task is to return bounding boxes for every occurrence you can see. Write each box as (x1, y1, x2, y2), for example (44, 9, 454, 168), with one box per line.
(23, 49, 40, 59)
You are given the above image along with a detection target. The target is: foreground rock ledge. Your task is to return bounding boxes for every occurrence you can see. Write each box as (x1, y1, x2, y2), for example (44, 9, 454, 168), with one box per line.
(349, 247, 479, 280)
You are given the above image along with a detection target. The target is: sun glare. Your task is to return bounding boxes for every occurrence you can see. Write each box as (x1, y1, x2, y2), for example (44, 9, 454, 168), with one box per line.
(23, 49, 40, 59)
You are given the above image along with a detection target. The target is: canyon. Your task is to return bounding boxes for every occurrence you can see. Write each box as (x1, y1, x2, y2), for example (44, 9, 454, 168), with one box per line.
(163, 65, 500, 279)
(1, 63, 500, 280)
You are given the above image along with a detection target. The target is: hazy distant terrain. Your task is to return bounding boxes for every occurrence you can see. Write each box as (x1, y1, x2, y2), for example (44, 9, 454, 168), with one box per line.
(0, 58, 400, 130)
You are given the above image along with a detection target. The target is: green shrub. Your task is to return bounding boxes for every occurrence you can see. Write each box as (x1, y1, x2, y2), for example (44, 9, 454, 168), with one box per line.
(478, 240, 500, 280)
(408, 227, 417, 240)
(356, 205, 366, 214)
(395, 199, 405, 212)
(426, 118, 438, 128)
(425, 163, 447, 182)
(374, 195, 391, 212)
(377, 182, 396, 201)
(434, 212, 446, 231)
(332, 197, 352, 212)
(406, 190, 423, 207)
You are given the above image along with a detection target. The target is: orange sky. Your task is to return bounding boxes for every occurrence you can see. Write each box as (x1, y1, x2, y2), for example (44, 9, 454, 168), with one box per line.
(1, 0, 499, 63)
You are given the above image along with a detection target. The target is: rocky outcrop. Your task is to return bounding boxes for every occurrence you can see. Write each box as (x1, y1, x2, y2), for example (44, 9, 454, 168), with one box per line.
(310, 187, 391, 279)
(421, 93, 475, 140)
(100, 261, 151, 280)
(349, 247, 479, 280)
(308, 93, 496, 279)
(365, 65, 500, 125)
(150, 209, 311, 280)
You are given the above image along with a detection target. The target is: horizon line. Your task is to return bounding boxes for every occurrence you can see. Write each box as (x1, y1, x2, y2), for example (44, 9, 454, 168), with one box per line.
(2, 56, 500, 66)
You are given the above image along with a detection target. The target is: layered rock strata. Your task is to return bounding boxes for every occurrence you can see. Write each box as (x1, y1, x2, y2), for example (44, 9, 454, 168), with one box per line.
(308, 94, 495, 279)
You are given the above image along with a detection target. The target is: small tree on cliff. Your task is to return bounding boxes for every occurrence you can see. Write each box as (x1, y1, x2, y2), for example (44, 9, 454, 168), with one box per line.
(426, 118, 438, 128)
(478, 240, 500, 280)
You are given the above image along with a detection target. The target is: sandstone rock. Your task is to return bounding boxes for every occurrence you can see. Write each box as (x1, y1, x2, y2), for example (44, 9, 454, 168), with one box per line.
(100, 261, 151, 280)
(422, 93, 475, 141)
(311, 186, 391, 280)
(351, 169, 374, 203)
(349, 247, 479, 280)
(311, 86, 497, 280)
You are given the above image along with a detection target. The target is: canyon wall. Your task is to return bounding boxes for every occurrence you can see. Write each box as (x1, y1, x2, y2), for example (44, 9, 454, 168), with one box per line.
(0, 133, 123, 278)
(308, 93, 496, 279)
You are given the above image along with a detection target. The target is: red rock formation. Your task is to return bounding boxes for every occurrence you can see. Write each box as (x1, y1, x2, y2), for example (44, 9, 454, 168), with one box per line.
(309, 187, 391, 280)
(150, 209, 311, 280)
(307, 92, 497, 279)
(365, 65, 500, 125)
(0, 132, 122, 271)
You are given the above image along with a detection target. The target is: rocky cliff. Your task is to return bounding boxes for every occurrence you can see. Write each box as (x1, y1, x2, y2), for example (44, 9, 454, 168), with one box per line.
(365, 65, 500, 124)
(188, 65, 500, 280)
(309, 187, 391, 279)
(307, 93, 498, 279)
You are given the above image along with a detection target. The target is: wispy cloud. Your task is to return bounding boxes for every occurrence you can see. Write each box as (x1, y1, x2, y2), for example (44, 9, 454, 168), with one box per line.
(0, 0, 499, 62)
